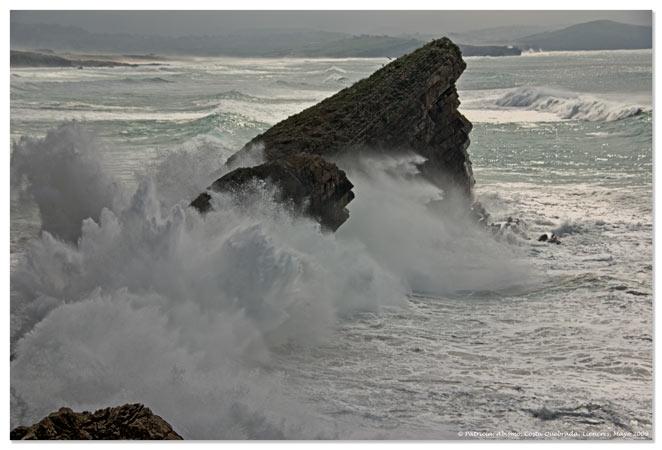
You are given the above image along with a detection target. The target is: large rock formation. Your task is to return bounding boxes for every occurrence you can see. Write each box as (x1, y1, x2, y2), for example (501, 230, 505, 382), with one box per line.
(194, 37, 474, 229)
(10, 404, 182, 440)
(191, 153, 354, 231)
(228, 37, 473, 198)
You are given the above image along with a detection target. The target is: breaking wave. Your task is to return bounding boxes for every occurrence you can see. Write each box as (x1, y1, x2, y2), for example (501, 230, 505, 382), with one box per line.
(10, 125, 121, 242)
(324, 66, 347, 74)
(188, 111, 267, 129)
(10, 123, 529, 438)
(552, 220, 585, 237)
(206, 90, 314, 104)
(495, 87, 649, 122)
(119, 76, 173, 84)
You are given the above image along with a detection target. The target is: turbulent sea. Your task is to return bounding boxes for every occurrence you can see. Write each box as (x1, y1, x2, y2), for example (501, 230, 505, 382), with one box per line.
(10, 50, 652, 439)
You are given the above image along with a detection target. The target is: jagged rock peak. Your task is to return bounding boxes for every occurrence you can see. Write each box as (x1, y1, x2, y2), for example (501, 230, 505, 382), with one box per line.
(10, 403, 182, 440)
(229, 37, 474, 199)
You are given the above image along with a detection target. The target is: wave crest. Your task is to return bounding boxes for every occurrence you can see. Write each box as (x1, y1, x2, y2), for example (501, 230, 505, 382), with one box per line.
(495, 87, 649, 122)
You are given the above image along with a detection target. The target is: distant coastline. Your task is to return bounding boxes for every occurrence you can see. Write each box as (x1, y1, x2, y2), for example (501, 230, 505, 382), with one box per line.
(10, 19, 651, 62)
(10, 45, 523, 68)
(10, 50, 166, 68)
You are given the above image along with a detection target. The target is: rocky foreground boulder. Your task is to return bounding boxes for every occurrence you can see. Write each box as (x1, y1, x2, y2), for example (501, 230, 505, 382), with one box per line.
(10, 403, 182, 440)
(193, 37, 473, 229)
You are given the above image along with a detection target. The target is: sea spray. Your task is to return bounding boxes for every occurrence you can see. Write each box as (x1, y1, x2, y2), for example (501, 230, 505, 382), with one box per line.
(10, 124, 120, 242)
(146, 137, 234, 209)
(10, 124, 406, 437)
(337, 154, 532, 295)
(11, 125, 531, 437)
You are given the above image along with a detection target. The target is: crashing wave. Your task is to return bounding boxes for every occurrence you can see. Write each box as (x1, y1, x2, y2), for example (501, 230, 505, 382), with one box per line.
(208, 90, 314, 105)
(10, 123, 530, 438)
(185, 111, 268, 134)
(10, 124, 406, 438)
(552, 220, 585, 237)
(119, 76, 173, 84)
(324, 74, 349, 84)
(324, 66, 347, 74)
(210, 90, 262, 102)
(495, 87, 649, 122)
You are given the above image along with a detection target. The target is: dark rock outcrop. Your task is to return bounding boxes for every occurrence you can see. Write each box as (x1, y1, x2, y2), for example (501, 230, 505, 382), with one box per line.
(538, 232, 561, 244)
(227, 37, 474, 200)
(192, 153, 354, 231)
(194, 38, 473, 230)
(10, 404, 182, 440)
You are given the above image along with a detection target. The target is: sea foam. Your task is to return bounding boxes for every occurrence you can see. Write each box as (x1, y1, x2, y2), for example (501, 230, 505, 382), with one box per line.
(10, 123, 529, 438)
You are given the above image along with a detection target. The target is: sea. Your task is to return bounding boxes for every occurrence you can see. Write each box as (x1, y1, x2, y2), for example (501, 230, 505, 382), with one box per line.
(9, 49, 653, 439)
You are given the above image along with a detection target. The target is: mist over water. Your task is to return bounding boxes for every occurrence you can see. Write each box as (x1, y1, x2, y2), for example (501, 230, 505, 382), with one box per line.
(338, 155, 532, 295)
(10, 125, 120, 242)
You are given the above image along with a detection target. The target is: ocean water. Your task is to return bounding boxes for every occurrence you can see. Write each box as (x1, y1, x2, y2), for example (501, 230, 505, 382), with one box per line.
(10, 50, 652, 439)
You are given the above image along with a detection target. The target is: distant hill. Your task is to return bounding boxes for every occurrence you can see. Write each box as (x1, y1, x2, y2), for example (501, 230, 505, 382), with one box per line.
(10, 22, 349, 57)
(10, 50, 157, 67)
(446, 25, 557, 46)
(296, 35, 423, 57)
(296, 36, 521, 58)
(517, 20, 652, 51)
(458, 44, 521, 57)
(11, 50, 74, 67)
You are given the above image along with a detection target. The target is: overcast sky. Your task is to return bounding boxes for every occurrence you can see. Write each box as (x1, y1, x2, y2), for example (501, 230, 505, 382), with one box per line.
(11, 10, 652, 36)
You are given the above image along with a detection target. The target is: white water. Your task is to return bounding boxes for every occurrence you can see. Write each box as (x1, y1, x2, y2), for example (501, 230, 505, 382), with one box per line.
(10, 124, 529, 438)
(10, 50, 652, 439)
(460, 86, 649, 123)
(493, 87, 648, 122)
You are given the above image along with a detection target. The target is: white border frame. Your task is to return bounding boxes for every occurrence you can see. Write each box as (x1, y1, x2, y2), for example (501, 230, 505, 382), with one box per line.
(2, 2, 657, 448)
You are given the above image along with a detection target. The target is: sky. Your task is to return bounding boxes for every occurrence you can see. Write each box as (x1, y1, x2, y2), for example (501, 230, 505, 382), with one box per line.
(10, 10, 652, 37)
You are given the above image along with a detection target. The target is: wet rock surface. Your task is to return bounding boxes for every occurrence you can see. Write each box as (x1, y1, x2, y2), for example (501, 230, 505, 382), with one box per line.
(229, 38, 473, 199)
(538, 232, 561, 244)
(10, 403, 182, 440)
(196, 38, 474, 230)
